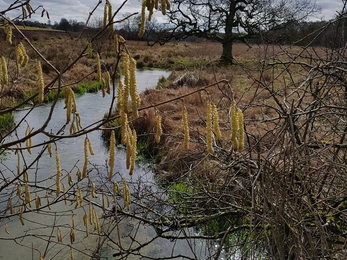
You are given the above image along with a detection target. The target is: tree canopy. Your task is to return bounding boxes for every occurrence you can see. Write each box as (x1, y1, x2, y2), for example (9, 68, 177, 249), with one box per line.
(156, 0, 320, 63)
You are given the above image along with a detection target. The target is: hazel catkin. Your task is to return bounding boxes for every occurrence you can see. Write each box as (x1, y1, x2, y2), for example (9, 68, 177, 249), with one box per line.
(96, 53, 102, 82)
(37, 60, 44, 103)
(25, 124, 32, 154)
(129, 129, 137, 176)
(82, 137, 89, 179)
(108, 130, 116, 181)
(237, 108, 245, 150)
(155, 114, 163, 143)
(212, 103, 222, 141)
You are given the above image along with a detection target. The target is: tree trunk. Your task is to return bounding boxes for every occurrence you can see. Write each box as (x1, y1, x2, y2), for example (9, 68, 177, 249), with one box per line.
(220, 40, 233, 64)
(220, 0, 236, 65)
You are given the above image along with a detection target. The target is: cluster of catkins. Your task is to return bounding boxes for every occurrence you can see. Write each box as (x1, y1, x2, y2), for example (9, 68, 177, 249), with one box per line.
(181, 100, 245, 153)
(138, 0, 171, 37)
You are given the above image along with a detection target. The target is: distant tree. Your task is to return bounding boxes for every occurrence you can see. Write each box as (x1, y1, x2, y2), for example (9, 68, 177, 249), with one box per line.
(157, 0, 320, 64)
(57, 18, 70, 31)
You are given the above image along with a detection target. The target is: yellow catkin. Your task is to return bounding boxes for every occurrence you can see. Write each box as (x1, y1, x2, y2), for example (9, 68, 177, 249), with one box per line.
(125, 126, 132, 170)
(19, 206, 24, 226)
(155, 115, 163, 143)
(161, 0, 166, 15)
(101, 77, 106, 97)
(62, 184, 67, 205)
(89, 201, 93, 225)
(93, 208, 101, 234)
(35, 195, 41, 211)
(87, 42, 93, 58)
(103, 2, 108, 28)
(212, 103, 222, 141)
(74, 189, 80, 209)
(108, 130, 116, 181)
(23, 171, 29, 183)
(74, 112, 82, 131)
(138, 0, 146, 37)
(91, 182, 98, 198)
(165, 0, 171, 9)
(108, 1, 113, 37)
(129, 57, 140, 118)
(17, 42, 29, 67)
(57, 228, 63, 243)
(230, 101, 239, 149)
(46, 192, 51, 210)
(47, 142, 52, 157)
(1, 56, 8, 84)
(96, 53, 102, 82)
(40, 253, 44, 260)
(4, 19, 12, 45)
(78, 189, 83, 205)
(9, 197, 14, 214)
(5, 224, 10, 234)
(181, 106, 189, 150)
(17, 184, 23, 200)
(122, 54, 130, 113)
(117, 79, 124, 111)
(37, 60, 44, 103)
(25, 2, 33, 17)
(68, 173, 73, 186)
(70, 228, 75, 244)
(25, 124, 32, 154)
(123, 179, 131, 210)
(24, 183, 31, 207)
(65, 87, 72, 123)
(83, 212, 89, 237)
(105, 71, 111, 95)
(237, 108, 245, 150)
(55, 148, 61, 196)
(106, 194, 110, 208)
(206, 102, 214, 154)
(129, 129, 137, 176)
(69, 116, 77, 135)
(76, 169, 82, 182)
(113, 181, 119, 203)
(82, 137, 89, 179)
(120, 110, 128, 144)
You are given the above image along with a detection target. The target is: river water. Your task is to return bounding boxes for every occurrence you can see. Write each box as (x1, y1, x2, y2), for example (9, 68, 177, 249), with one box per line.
(0, 70, 220, 259)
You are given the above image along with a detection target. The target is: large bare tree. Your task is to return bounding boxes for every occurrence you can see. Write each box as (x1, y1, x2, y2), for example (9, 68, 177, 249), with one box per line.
(158, 0, 320, 64)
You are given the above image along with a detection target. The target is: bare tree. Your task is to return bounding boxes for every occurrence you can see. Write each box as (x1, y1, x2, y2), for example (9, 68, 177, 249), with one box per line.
(153, 0, 320, 64)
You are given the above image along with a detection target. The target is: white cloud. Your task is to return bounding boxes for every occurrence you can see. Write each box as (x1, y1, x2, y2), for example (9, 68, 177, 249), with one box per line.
(315, 0, 344, 20)
(1, 0, 142, 24)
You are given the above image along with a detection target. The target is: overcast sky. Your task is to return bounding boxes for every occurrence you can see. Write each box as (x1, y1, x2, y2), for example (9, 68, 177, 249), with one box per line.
(0, 0, 345, 25)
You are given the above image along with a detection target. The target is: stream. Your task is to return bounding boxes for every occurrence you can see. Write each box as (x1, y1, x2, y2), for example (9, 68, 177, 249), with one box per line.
(0, 70, 221, 259)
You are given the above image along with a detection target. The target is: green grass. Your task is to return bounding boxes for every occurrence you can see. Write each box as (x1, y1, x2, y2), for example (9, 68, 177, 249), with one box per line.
(0, 112, 14, 133)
